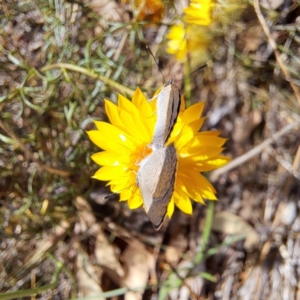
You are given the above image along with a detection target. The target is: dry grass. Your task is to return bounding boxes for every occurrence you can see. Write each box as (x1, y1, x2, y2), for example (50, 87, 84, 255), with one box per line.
(1, 0, 300, 299)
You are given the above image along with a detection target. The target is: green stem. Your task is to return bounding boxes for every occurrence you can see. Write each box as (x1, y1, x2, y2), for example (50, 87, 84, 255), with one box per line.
(41, 63, 135, 97)
(183, 59, 191, 107)
(194, 200, 215, 264)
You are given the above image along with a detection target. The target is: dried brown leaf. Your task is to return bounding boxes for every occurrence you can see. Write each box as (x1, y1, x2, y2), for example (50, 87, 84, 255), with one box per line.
(95, 231, 125, 284)
(75, 243, 104, 299)
(237, 25, 265, 52)
(121, 240, 156, 300)
(75, 197, 125, 285)
(75, 196, 97, 231)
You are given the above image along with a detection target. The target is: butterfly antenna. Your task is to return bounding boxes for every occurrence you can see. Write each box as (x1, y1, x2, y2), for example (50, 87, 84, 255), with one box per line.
(146, 45, 165, 82)
(177, 63, 207, 83)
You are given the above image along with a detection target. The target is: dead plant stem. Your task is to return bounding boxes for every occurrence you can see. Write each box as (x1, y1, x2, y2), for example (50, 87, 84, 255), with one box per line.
(210, 119, 300, 181)
(253, 0, 300, 106)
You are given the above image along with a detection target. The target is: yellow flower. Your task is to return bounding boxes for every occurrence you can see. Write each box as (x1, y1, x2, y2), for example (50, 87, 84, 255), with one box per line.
(184, 0, 215, 26)
(166, 23, 187, 61)
(167, 23, 211, 63)
(87, 88, 230, 220)
(167, 0, 246, 62)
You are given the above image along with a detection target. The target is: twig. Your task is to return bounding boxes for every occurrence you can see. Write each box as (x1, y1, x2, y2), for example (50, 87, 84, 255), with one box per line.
(273, 149, 300, 181)
(210, 119, 300, 181)
(253, 0, 300, 106)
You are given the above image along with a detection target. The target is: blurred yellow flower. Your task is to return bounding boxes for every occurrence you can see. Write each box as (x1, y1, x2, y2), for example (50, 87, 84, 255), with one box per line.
(166, 23, 187, 61)
(184, 0, 215, 26)
(87, 88, 230, 220)
(167, 23, 211, 63)
(167, 0, 246, 62)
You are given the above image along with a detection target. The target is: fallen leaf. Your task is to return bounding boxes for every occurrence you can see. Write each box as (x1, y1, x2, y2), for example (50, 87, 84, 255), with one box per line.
(75, 196, 97, 231)
(237, 25, 264, 52)
(75, 196, 125, 286)
(121, 240, 156, 300)
(75, 242, 104, 299)
(95, 231, 125, 284)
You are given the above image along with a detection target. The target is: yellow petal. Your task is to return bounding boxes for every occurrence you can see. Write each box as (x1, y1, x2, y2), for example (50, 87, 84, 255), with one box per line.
(166, 199, 175, 218)
(91, 151, 129, 166)
(173, 191, 193, 214)
(109, 178, 128, 190)
(118, 93, 140, 116)
(194, 134, 227, 147)
(128, 191, 143, 209)
(118, 108, 152, 143)
(174, 125, 195, 150)
(94, 121, 137, 150)
(132, 88, 150, 111)
(175, 176, 196, 201)
(182, 101, 205, 123)
(87, 130, 131, 153)
(196, 155, 231, 171)
(106, 98, 152, 140)
(184, 0, 214, 26)
(167, 23, 188, 60)
(180, 146, 225, 160)
(168, 116, 185, 143)
(93, 166, 127, 181)
(120, 188, 133, 201)
(179, 171, 217, 201)
(133, 88, 157, 136)
(104, 100, 124, 129)
(186, 118, 205, 134)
